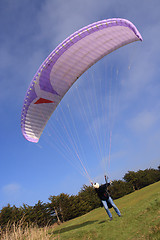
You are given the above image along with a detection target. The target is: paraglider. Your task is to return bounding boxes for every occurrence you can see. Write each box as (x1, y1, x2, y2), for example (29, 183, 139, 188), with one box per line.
(92, 175, 121, 220)
(21, 18, 142, 143)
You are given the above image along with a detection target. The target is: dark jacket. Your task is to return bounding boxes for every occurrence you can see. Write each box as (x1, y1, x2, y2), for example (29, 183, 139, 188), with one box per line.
(95, 182, 110, 201)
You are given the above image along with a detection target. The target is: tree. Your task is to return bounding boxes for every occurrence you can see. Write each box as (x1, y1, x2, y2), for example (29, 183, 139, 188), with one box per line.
(124, 168, 160, 190)
(123, 171, 140, 190)
(78, 185, 101, 210)
(109, 180, 134, 199)
(32, 201, 52, 227)
(56, 193, 72, 222)
(48, 195, 61, 224)
(0, 204, 23, 230)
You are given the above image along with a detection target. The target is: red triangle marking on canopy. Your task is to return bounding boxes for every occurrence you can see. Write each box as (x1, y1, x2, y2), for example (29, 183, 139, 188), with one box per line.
(34, 98, 54, 104)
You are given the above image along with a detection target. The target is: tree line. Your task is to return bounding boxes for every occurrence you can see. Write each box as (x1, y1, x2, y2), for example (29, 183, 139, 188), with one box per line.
(0, 166, 160, 230)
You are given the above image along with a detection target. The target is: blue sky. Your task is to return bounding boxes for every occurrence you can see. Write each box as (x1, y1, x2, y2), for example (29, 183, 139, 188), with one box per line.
(0, 0, 160, 209)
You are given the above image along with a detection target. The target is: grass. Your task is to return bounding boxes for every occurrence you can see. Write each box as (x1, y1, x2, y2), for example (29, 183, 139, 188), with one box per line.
(1, 181, 160, 239)
(0, 224, 53, 240)
(50, 181, 160, 240)
(0, 221, 58, 240)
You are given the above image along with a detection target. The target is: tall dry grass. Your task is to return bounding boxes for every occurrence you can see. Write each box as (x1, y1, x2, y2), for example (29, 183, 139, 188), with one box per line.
(0, 221, 59, 240)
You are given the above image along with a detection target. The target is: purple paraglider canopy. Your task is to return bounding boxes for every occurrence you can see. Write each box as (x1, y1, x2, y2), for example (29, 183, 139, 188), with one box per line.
(21, 18, 142, 143)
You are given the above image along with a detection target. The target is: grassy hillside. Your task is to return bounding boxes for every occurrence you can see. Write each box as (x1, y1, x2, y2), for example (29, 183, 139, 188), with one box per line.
(50, 181, 160, 240)
(1, 181, 160, 239)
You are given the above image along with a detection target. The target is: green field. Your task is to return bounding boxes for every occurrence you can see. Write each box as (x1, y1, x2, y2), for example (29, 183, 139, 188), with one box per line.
(50, 181, 160, 240)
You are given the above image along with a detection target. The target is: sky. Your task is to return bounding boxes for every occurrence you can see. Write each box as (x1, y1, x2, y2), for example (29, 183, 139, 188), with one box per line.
(0, 0, 160, 209)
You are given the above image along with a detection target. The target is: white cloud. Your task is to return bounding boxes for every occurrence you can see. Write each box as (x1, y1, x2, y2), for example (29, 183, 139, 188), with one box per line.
(127, 110, 158, 133)
(36, 0, 106, 49)
(2, 183, 21, 196)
